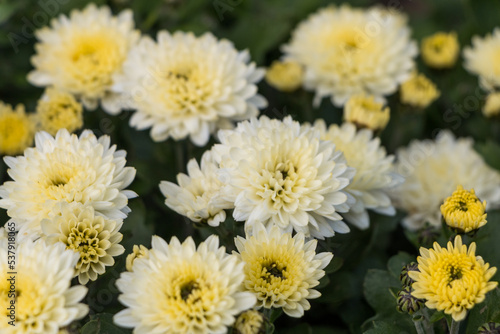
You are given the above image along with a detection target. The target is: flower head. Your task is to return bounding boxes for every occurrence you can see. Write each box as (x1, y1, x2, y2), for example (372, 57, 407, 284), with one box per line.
(0, 102, 35, 156)
(35, 88, 83, 136)
(41, 202, 125, 284)
(234, 223, 333, 317)
(212, 116, 354, 239)
(313, 120, 402, 229)
(113, 31, 267, 146)
(233, 310, 265, 334)
(0, 240, 88, 333)
(440, 185, 487, 233)
(265, 60, 304, 92)
(160, 151, 232, 227)
(0, 129, 136, 240)
(410, 236, 498, 321)
(125, 244, 149, 272)
(28, 4, 140, 113)
(283, 5, 417, 107)
(464, 28, 500, 91)
(343, 95, 390, 132)
(391, 131, 500, 231)
(483, 92, 500, 117)
(114, 235, 256, 334)
(421, 32, 460, 69)
(400, 72, 440, 109)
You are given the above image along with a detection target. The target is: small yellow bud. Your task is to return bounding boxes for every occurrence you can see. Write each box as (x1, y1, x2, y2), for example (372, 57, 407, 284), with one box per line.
(421, 32, 460, 69)
(344, 95, 390, 131)
(483, 92, 500, 118)
(265, 60, 304, 92)
(36, 88, 83, 136)
(400, 72, 440, 109)
(0, 102, 35, 156)
(440, 185, 487, 233)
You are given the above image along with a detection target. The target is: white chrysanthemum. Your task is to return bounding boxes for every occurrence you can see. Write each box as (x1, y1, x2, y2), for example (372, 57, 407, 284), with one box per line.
(391, 131, 500, 230)
(27, 4, 140, 113)
(112, 31, 267, 146)
(114, 235, 256, 334)
(314, 121, 403, 229)
(41, 202, 125, 284)
(0, 129, 136, 240)
(212, 116, 354, 239)
(160, 151, 232, 227)
(463, 28, 500, 91)
(283, 5, 417, 107)
(235, 222, 333, 318)
(0, 240, 88, 333)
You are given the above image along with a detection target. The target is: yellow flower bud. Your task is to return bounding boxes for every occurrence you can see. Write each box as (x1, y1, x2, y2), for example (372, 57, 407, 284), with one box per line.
(265, 60, 304, 92)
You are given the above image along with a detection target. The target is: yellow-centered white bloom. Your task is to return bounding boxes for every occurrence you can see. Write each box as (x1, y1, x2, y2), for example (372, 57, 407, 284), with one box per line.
(464, 28, 500, 92)
(233, 310, 265, 334)
(114, 235, 256, 334)
(483, 91, 500, 117)
(283, 5, 417, 107)
(41, 202, 125, 284)
(0, 102, 35, 156)
(35, 88, 83, 136)
(28, 4, 140, 113)
(0, 240, 88, 334)
(113, 31, 267, 146)
(391, 131, 500, 231)
(0, 129, 137, 240)
(160, 151, 232, 227)
(212, 116, 355, 239)
(343, 95, 390, 131)
(421, 32, 460, 69)
(313, 121, 403, 229)
(235, 223, 333, 318)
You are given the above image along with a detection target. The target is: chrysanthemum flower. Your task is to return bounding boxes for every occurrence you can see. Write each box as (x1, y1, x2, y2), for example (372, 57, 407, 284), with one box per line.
(41, 202, 125, 284)
(282, 5, 417, 107)
(440, 185, 487, 233)
(125, 244, 149, 272)
(35, 88, 83, 136)
(0, 240, 88, 333)
(464, 28, 500, 91)
(265, 60, 304, 92)
(343, 95, 390, 132)
(314, 121, 403, 229)
(113, 31, 267, 146)
(483, 91, 500, 117)
(235, 223, 333, 317)
(0, 129, 136, 239)
(160, 151, 232, 227)
(0, 102, 35, 156)
(114, 235, 256, 334)
(233, 310, 265, 334)
(421, 32, 460, 69)
(28, 4, 140, 113)
(400, 72, 440, 109)
(212, 116, 354, 239)
(391, 131, 500, 231)
(410, 236, 498, 321)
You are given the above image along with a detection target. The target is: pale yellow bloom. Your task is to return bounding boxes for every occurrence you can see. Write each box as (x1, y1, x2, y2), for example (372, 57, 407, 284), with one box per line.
(483, 91, 500, 117)
(0, 102, 35, 156)
(36, 88, 83, 136)
(344, 95, 390, 131)
(125, 244, 149, 272)
(410, 236, 498, 322)
(41, 202, 125, 284)
(235, 223, 333, 318)
(400, 72, 440, 108)
(265, 60, 304, 92)
(440, 185, 487, 233)
(421, 32, 460, 69)
(233, 310, 265, 334)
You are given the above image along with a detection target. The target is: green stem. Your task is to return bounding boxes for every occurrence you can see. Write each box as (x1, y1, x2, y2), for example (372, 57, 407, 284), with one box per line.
(449, 320, 460, 334)
(421, 309, 435, 334)
(413, 317, 425, 334)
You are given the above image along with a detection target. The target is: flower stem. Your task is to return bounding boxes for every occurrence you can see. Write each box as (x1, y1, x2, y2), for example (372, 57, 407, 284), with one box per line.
(449, 320, 460, 334)
(413, 316, 426, 334)
(421, 309, 435, 334)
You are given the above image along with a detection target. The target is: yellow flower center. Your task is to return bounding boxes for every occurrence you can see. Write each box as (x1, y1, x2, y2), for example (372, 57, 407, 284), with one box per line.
(440, 185, 487, 233)
(66, 221, 101, 265)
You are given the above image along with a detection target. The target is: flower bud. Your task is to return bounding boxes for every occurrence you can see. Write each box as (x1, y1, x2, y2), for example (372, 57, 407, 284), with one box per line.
(397, 286, 424, 315)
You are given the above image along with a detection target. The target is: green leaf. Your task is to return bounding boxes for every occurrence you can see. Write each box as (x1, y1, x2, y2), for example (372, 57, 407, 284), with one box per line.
(325, 256, 344, 274)
(387, 252, 415, 280)
(80, 313, 129, 334)
(465, 288, 500, 334)
(363, 269, 401, 316)
(363, 320, 413, 334)
(429, 310, 446, 323)
(475, 140, 500, 172)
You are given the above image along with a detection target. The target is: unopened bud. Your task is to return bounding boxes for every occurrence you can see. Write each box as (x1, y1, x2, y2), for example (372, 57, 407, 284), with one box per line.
(397, 286, 424, 315)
